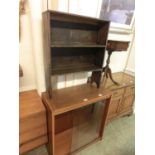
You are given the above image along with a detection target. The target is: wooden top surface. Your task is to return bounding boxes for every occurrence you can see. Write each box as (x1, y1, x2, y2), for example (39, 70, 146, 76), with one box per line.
(42, 84, 111, 116)
(107, 40, 130, 52)
(101, 72, 134, 90)
(42, 72, 134, 115)
(20, 90, 45, 120)
(44, 10, 110, 24)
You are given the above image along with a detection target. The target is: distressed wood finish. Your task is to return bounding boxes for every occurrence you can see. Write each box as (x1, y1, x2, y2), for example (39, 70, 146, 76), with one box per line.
(42, 10, 110, 97)
(102, 72, 135, 121)
(19, 90, 48, 154)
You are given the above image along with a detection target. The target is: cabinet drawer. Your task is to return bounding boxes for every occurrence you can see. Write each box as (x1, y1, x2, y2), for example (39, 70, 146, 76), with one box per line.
(125, 85, 135, 96)
(20, 125, 47, 145)
(19, 135, 48, 154)
(112, 88, 124, 98)
(20, 112, 46, 134)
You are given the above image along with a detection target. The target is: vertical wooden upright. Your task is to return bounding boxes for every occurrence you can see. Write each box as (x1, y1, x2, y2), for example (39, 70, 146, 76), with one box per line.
(42, 11, 52, 97)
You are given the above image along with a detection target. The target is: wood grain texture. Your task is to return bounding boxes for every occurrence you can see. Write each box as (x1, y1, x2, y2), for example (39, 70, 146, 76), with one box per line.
(104, 72, 135, 121)
(42, 89, 112, 155)
(42, 84, 112, 116)
(19, 90, 47, 154)
(19, 90, 46, 119)
(20, 135, 48, 154)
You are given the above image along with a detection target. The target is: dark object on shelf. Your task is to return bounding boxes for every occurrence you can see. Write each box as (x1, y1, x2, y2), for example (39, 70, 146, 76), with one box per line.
(42, 10, 110, 98)
(19, 65, 23, 77)
(91, 40, 130, 87)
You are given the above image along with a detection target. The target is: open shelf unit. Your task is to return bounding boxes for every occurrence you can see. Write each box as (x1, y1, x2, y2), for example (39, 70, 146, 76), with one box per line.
(42, 10, 110, 96)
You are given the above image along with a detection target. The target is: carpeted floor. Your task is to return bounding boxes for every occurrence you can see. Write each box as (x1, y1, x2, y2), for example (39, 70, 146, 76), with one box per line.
(25, 115, 135, 155)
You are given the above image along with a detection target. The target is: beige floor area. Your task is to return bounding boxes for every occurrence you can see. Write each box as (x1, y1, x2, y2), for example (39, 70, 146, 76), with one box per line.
(25, 114, 135, 155)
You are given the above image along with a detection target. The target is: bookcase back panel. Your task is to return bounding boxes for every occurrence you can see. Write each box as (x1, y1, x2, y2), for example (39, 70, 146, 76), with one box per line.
(51, 48, 105, 75)
(51, 27, 98, 45)
(50, 19, 109, 46)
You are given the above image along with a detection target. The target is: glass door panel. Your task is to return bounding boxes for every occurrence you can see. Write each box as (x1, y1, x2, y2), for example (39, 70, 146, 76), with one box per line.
(55, 100, 106, 155)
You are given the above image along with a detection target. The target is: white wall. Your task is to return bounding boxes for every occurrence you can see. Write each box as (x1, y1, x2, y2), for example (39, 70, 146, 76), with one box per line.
(19, 0, 135, 94)
(126, 34, 135, 73)
(19, 2, 36, 91)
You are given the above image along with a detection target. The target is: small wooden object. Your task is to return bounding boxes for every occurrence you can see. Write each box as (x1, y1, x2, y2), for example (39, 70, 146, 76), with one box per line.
(91, 40, 129, 87)
(102, 40, 130, 85)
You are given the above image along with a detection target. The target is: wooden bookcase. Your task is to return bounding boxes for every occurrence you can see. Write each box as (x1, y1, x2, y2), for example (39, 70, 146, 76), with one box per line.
(42, 10, 110, 97)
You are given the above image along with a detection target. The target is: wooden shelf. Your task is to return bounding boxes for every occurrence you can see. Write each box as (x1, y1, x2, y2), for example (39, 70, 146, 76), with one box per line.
(43, 10, 110, 96)
(42, 84, 111, 115)
(51, 43, 106, 48)
(52, 65, 102, 75)
(42, 72, 134, 116)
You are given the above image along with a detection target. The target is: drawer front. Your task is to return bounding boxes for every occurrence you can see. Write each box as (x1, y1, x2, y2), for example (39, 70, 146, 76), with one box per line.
(112, 88, 124, 98)
(19, 135, 48, 154)
(20, 112, 46, 134)
(125, 85, 135, 96)
(121, 94, 135, 111)
(108, 97, 121, 117)
(20, 125, 47, 145)
(107, 41, 129, 51)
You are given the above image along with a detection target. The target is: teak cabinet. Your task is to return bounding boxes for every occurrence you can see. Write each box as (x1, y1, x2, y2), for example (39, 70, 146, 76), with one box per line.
(42, 10, 110, 96)
(19, 90, 48, 154)
(42, 85, 112, 155)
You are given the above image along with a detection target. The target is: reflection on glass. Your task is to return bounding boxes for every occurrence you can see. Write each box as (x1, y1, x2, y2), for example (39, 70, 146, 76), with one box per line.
(55, 101, 106, 155)
(100, 0, 135, 25)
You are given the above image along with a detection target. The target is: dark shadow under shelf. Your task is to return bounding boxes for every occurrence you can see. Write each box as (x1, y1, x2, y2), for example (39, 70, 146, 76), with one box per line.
(51, 43, 106, 48)
(52, 64, 102, 75)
